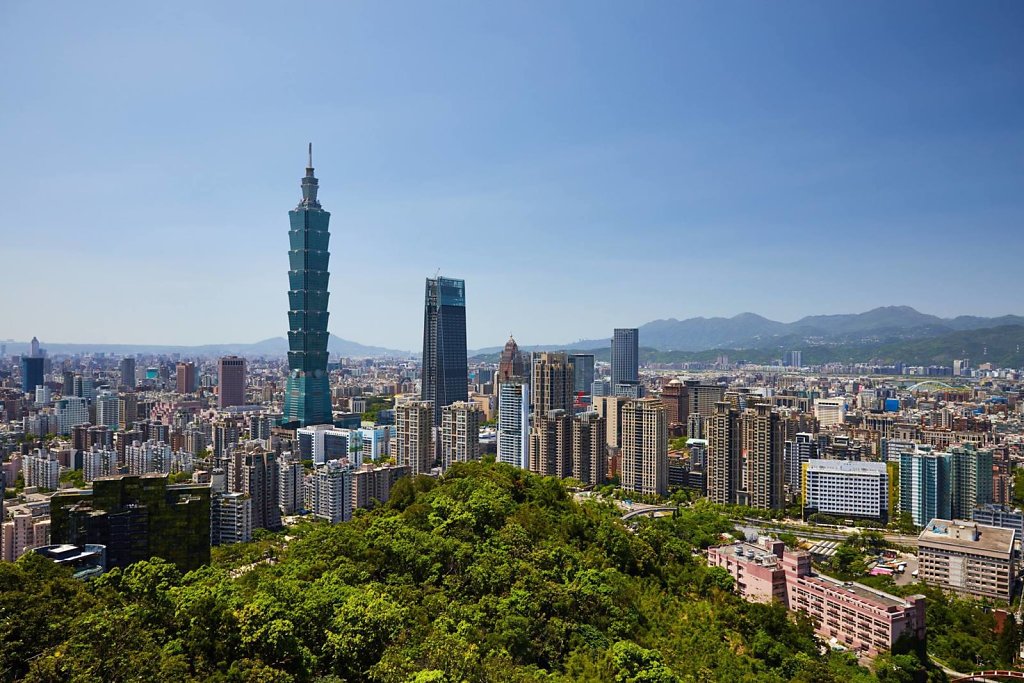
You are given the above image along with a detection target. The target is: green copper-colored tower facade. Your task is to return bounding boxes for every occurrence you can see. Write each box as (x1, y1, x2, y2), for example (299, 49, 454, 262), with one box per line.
(283, 144, 333, 427)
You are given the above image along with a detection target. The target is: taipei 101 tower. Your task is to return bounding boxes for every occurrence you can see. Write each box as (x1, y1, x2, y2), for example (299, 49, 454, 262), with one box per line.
(283, 144, 333, 427)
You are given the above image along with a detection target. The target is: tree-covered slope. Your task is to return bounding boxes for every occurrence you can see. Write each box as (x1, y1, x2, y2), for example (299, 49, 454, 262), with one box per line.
(1, 463, 933, 682)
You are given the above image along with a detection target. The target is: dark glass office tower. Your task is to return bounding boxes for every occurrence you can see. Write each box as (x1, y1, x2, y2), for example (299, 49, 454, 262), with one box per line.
(611, 328, 639, 386)
(21, 356, 44, 394)
(421, 276, 468, 425)
(283, 145, 333, 427)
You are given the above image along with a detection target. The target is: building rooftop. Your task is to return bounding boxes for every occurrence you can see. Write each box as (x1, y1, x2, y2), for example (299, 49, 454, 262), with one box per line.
(806, 459, 887, 475)
(803, 572, 909, 610)
(712, 540, 781, 568)
(919, 518, 1015, 554)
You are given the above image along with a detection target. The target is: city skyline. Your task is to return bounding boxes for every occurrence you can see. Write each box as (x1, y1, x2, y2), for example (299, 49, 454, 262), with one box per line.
(2, 2, 1022, 349)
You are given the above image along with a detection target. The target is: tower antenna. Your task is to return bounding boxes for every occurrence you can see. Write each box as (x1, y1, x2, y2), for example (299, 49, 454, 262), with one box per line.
(307, 142, 313, 169)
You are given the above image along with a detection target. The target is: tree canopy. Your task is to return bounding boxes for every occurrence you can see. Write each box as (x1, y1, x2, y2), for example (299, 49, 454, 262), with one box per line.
(2, 461, 940, 681)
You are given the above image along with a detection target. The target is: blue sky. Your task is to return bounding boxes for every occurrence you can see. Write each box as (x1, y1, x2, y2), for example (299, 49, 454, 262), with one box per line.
(1, 1, 1021, 351)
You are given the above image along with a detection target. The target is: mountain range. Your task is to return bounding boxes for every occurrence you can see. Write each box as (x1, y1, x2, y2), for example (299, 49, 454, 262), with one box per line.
(6, 307, 1023, 363)
(470, 306, 1024, 354)
(0, 334, 411, 359)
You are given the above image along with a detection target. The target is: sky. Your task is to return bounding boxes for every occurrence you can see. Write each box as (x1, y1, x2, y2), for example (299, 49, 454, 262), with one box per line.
(1, 1, 1022, 351)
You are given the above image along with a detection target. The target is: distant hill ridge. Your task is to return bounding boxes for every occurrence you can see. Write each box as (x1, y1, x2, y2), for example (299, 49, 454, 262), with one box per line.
(470, 306, 1024, 354)
(2, 334, 411, 359)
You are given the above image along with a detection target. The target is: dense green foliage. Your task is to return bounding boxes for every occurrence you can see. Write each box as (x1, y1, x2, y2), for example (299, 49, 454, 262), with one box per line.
(3, 463, 943, 681)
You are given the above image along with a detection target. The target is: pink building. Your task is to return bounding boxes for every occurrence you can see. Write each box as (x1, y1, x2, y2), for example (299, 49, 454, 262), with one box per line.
(708, 538, 926, 658)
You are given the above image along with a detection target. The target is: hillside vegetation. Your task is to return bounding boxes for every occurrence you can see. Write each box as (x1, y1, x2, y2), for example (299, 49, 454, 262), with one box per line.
(1, 463, 939, 682)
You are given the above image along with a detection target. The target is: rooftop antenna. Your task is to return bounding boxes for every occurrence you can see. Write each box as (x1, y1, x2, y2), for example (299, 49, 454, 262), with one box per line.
(307, 142, 313, 170)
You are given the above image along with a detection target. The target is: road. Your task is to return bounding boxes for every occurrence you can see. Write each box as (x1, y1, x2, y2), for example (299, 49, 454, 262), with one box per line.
(736, 517, 920, 547)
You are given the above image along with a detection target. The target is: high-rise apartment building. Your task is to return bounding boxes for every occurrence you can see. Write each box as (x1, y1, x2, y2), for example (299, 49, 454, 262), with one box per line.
(440, 401, 482, 470)
(611, 328, 639, 386)
(900, 451, 951, 527)
(55, 396, 88, 435)
(531, 352, 574, 416)
(660, 379, 687, 427)
(351, 463, 411, 510)
(73, 375, 95, 402)
(176, 362, 197, 394)
(241, 450, 282, 531)
(395, 400, 434, 475)
(497, 382, 529, 469)
(119, 357, 136, 389)
(593, 395, 628, 449)
(707, 402, 741, 505)
(784, 432, 818, 496)
(421, 276, 468, 426)
(529, 409, 572, 479)
(572, 411, 607, 486)
(95, 391, 120, 430)
(24, 450, 60, 490)
(312, 460, 352, 523)
(119, 392, 138, 429)
(684, 380, 725, 420)
(949, 444, 993, 518)
(283, 145, 334, 427)
(620, 398, 667, 496)
(741, 403, 785, 510)
(278, 458, 305, 515)
(211, 492, 253, 545)
(218, 356, 247, 409)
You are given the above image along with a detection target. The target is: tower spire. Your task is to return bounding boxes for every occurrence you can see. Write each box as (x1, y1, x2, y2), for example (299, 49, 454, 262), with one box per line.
(298, 142, 320, 208)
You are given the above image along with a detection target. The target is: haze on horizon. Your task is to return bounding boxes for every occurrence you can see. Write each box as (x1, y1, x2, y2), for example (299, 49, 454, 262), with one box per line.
(1, 1, 1022, 350)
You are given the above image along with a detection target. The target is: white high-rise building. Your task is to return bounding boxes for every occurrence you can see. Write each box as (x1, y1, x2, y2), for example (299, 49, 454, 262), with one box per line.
(95, 391, 121, 430)
(55, 396, 89, 435)
(34, 385, 51, 407)
(497, 381, 529, 469)
(312, 460, 352, 523)
(211, 492, 253, 545)
(803, 459, 889, 521)
(126, 440, 172, 475)
(82, 446, 118, 482)
(279, 458, 305, 515)
(784, 433, 817, 495)
(814, 398, 847, 427)
(24, 450, 60, 490)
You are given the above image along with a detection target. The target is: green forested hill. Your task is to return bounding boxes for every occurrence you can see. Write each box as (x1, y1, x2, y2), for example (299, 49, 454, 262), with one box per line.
(1, 463, 935, 682)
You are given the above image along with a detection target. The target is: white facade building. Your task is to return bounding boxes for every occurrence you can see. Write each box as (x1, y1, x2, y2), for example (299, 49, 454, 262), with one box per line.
(279, 458, 305, 515)
(497, 382, 529, 469)
(23, 450, 60, 490)
(211, 492, 253, 545)
(55, 396, 89, 435)
(312, 460, 352, 523)
(803, 459, 889, 521)
(82, 446, 118, 482)
(814, 398, 847, 427)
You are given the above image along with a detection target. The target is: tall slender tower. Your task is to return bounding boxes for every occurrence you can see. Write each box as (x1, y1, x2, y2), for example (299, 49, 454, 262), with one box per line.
(284, 144, 333, 427)
(421, 276, 468, 425)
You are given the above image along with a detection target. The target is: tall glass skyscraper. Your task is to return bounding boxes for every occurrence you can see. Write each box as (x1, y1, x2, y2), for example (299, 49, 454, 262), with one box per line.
(611, 328, 639, 386)
(283, 145, 333, 427)
(421, 276, 468, 425)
